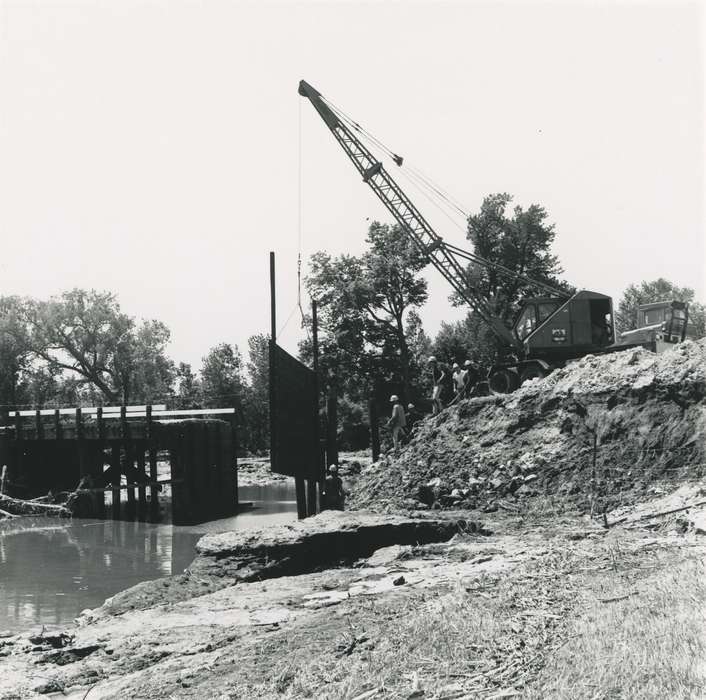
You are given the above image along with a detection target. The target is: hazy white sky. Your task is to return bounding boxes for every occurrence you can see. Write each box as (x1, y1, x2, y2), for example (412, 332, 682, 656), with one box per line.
(1, 0, 703, 369)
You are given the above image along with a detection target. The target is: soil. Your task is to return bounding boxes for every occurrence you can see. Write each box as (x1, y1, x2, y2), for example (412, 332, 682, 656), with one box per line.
(349, 340, 706, 514)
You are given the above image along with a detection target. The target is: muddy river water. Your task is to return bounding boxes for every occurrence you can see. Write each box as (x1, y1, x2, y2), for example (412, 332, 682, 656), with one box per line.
(0, 483, 297, 634)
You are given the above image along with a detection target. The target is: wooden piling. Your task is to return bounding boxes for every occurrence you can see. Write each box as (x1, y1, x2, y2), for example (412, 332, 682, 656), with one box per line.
(120, 406, 136, 520)
(54, 409, 62, 440)
(369, 398, 381, 462)
(230, 416, 238, 511)
(137, 447, 147, 521)
(306, 479, 317, 517)
(326, 384, 338, 467)
(76, 408, 87, 479)
(146, 406, 159, 522)
(312, 298, 322, 515)
(35, 410, 44, 440)
(110, 444, 121, 520)
(202, 424, 213, 521)
(14, 412, 23, 485)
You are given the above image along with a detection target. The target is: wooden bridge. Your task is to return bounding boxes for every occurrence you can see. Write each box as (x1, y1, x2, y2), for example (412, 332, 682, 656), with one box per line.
(0, 405, 239, 525)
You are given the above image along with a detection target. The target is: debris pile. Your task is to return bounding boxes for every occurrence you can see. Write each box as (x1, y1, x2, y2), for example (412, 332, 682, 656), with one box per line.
(351, 340, 706, 513)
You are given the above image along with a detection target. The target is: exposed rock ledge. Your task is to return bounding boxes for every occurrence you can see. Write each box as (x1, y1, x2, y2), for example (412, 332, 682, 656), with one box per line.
(191, 509, 479, 578)
(89, 510, 479, 620)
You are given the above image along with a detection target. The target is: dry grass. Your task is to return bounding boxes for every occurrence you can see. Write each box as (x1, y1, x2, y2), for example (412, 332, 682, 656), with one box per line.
(198, 530, 705, 700)
(252, 537, 703, 700)
(232, 549, 580, 699)
(529, 554, 706, 699)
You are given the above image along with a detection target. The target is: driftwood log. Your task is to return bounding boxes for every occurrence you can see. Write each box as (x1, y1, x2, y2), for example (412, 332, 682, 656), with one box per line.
(0, 493, 72, 518)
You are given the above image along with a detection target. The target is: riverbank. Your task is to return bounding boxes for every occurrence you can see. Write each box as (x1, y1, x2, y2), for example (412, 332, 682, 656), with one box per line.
(1, 487, 705, 699)
(237, 451, 371, 487)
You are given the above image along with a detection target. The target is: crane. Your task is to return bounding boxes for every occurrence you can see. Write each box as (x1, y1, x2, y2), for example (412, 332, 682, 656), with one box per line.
(299, 80, 618, 392)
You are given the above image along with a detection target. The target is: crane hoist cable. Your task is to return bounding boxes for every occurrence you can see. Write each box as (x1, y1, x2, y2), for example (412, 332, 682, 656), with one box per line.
(297, 97, 311, 341)
(320, 94, 470, 220)
(307, 82, 566, 304)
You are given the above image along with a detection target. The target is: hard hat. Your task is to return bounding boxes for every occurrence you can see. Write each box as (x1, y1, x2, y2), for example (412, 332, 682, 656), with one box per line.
(390, 394, 399, 402)
(329, 464, 338, 473)
(453, 363, 460, 369)
(407, 403, 415, 410)
(464, 360, 473, 367)
(427, 356, 437, 363)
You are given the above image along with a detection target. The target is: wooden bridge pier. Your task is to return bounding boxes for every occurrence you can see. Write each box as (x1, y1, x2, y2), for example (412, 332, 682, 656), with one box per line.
(0, 406, 238, 525)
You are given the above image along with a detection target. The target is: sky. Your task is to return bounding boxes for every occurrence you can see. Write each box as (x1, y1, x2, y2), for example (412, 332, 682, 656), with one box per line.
(1, 0, 703, 371)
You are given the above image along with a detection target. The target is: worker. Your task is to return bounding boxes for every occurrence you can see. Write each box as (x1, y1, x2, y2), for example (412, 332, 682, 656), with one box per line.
(452, 362, 465, 395)
(323, 465, 345, 510)
(428, 356, 446, 415)
(406, 403, 422, 435)
(386, 394, 406, 456)
(462, 360, 479, 397)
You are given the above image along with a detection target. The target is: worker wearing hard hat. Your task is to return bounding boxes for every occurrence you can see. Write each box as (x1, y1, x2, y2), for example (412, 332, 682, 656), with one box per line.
(452, 362, 465, 395)
(323, 464, 345, 510)
(462, 360, 479, 397)
(428, 356, 446, 415)
(386, 394, 407, 456)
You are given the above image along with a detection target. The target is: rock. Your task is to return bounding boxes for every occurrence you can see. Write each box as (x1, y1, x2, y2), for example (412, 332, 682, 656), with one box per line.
(367, 544, 406, 567)
(466, 477, 483, 491)
(33, 680, 64, 694)
(392, 576, 406, 586)
(688, 510, 706, 535)
(416, 485, 435, 506)
(191, 511, 464, 581)
(489, 478, 505, 491)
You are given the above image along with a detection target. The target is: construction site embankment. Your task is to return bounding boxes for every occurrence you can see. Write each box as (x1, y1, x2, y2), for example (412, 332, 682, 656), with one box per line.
(351, 340, 706, 514)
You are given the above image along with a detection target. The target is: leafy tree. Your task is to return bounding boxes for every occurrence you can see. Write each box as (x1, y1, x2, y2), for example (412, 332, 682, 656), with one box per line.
(464, 193, 570, 323)
(0, 296, 33, 411)
(243, 334, 270, 454)
(174, 362, 202, 409)
(115, 320, 176, 403)
(201, 342, 245, 409)
(25, 290, 131, 402)
(305, 222, 428, 402)
(616, 278, 705, 337)
(432, 313, 496, 369)
(337, 395, 369, 450)
(404, 310, 433, 405)
(23, 289, 175, 404)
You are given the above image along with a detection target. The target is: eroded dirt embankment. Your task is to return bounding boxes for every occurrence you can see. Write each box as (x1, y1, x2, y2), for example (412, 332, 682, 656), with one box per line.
(351, 340, 706, 513)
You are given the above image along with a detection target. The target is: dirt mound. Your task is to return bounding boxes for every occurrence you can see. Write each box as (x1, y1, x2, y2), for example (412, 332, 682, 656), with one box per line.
(351, 340, 706, 513)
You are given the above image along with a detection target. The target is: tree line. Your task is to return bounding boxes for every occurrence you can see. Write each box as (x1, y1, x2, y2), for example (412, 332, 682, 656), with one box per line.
(0, 291, 269, 453)
(1, 193, 703, 454)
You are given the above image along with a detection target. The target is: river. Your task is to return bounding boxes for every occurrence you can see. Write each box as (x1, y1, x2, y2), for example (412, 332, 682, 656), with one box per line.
(0, 483, 297, 634)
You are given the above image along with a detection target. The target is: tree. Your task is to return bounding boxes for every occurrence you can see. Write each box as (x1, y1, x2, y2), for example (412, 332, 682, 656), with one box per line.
(616, 278, 705, 338)
(305, 222, 428, 402)
(24, 289, 176, 404)
(243, 334, 270, 454)
(403, 310, 433, 405)
(115, 320, 176, 404)
(174, 363, 202, 409)
(0, 296, 33, 411)
(201, 343, 245, 409)
(464, 193, 570, 323)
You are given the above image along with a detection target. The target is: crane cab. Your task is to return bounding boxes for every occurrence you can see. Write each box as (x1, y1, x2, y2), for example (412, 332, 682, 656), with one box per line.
(488, 291, 615, 393)
(517, 290, 615, 358)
